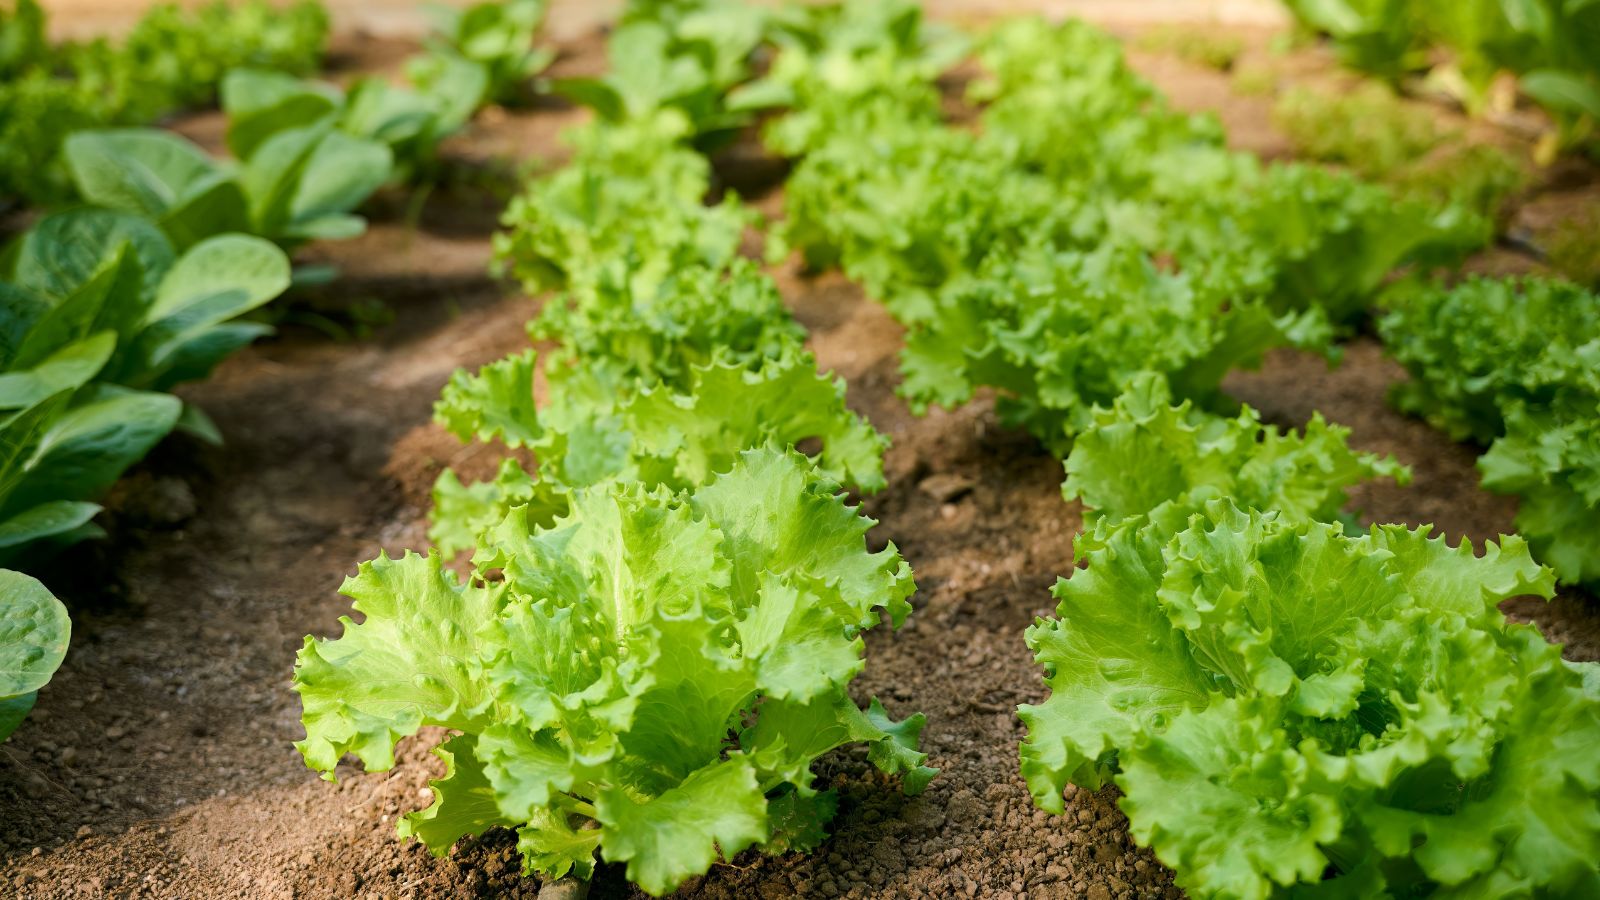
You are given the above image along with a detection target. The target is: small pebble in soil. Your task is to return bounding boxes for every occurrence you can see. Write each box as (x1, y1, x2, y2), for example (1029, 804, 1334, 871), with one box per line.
(919, 473, 976, 503)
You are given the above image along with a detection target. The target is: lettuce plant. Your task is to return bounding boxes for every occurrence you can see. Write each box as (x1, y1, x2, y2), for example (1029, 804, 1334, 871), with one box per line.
(409, 0, 554, 108)
(493, 116, 751, 297)
(64, 126, 391, 251)
(1063, 373, 1409, 530)
(735, 0, 963, 157)
(1021, 499, 1600, 899)
(897, 243, 1326, 455)
(550, 0, 769, 144)
(1380, 276, 1600, 586)
(527, 259, 806, 395)
(776, 118, 1079, 324)
(1214, 163, 1485, 326)
(294, 448, 934, 895)
(0, 569, 69, 740)
(1479, 407, 1600, 587)
(429, 256, 851, 555)
(221, 66, 483, 184)
(0, 209, 290, 562)
(430, 346, 887, 555)
(1380, 277, 1600, 445)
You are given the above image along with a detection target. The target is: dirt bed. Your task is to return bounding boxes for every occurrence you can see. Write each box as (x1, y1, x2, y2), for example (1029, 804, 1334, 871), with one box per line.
(4, 13, 1597, 900)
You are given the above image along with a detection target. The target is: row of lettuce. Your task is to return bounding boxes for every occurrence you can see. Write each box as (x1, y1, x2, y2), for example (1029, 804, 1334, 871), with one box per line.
(5, 0, 1598, 896)
(746, 4, 1600, 899)
(288, 1, 1600, 897)
(0, 0, 558, 741)
(759, 3, 1600, 594)
(290, 3, 943, 895)
(0, 0, 556, 208)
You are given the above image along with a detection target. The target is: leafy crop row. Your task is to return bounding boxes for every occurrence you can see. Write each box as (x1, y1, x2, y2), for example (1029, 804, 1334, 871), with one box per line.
(0, 0, 329, 205)
(1381, 276, 1600, 587)
(1030, 368, 1598, 899)
(0, 0, 560, 747)
(0, 204, 291, 736)
(294, 3, 933, 893)
(1, 210, 290, 563)
(748, 7, 1600, 897)
(770, 13, 1485, 453)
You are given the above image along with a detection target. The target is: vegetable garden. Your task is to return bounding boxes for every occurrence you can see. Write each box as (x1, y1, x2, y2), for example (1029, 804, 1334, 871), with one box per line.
(3, 0, 1599, 898)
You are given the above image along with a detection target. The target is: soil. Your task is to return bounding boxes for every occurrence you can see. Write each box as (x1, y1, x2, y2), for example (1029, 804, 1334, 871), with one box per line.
(5, 8, 1598, 900)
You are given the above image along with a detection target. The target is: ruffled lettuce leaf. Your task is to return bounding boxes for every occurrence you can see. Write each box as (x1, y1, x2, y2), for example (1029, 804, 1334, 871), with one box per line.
(1063, 372, 1409, 533)
(897, 244, 1310, 454)
(1379, 276, 1600, 585)
(429, 347, 887, 555)
(1022, 500, 1597, 899)
(295, 449, 932, 895)
(1380, 277, 1600, 446)
(293, 551, 505, 774)
(1479, 406, 1600, 587)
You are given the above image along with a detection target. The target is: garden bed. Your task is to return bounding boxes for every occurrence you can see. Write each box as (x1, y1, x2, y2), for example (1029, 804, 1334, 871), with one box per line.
(3, 7, 1597, 899)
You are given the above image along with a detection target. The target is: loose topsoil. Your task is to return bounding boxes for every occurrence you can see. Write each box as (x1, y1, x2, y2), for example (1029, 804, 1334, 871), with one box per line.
(4, 11, 1598, 900)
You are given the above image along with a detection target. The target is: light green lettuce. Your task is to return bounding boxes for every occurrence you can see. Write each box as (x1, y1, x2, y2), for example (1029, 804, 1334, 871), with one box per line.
(429, 346, 887, 555)
(491, 114, 751, 297)
(408, 0, 553, 109)
(549, 0, 768, 142)
(1021, 499, 1599, 899)
(1380, 276, 1600, 446)
(1063, 373, 1409, 533)
(736, 0, 963, 157)
(294, 448, 933, 895)
(527, 259, 806, 397)
(897, 243, 1324, 456)
(1380, 276, 1600, 585)
(1480, 406, 1600, 588)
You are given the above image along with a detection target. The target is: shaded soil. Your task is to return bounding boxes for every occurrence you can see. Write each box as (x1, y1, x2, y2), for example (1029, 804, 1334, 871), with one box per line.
(5, 10, 1598, 900)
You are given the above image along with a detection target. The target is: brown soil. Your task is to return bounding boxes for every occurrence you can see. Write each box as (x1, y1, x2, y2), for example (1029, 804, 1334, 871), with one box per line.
(5, 11, 1597, 900)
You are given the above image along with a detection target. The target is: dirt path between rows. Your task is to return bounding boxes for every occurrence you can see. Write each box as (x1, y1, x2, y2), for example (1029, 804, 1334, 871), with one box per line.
(5, 16, 1596, 900)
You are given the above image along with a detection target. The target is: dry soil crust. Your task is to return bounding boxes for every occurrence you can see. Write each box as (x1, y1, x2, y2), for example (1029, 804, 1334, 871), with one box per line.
(4, 20, 1597, 900)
